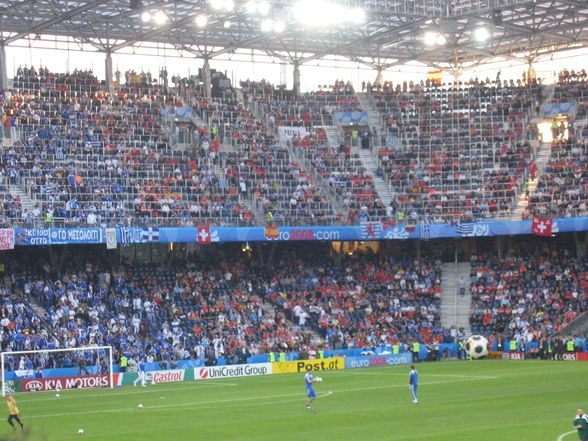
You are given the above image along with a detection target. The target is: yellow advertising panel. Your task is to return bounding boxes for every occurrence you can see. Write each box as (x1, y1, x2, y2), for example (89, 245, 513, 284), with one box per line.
(272, 358, 345, 375)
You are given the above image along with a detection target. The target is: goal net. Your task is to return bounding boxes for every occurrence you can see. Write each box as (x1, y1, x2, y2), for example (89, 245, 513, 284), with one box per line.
(1, 346, 114, 396)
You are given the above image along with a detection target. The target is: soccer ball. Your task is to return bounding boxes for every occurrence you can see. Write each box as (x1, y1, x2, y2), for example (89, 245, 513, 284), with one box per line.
(138, 404, 144, 408)
(78, 429, 84, 435)
(316, 377, 323, 382)
(55, 393, 60, 398)
(466, 335, 489, 359)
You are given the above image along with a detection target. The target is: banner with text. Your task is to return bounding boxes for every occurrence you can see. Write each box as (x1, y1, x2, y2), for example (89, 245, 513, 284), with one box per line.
(272, 358, 345, 375)
(8, 216, 588, 246)
(19, 374, 122, 392)
(194, 363, 272, 380)
(344, 353, 413, 369)
(277, 126, 307, 141)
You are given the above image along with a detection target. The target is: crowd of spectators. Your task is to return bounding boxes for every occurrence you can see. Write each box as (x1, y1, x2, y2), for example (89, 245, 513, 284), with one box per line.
(525, 71, 588, 219)
(371, 79, 540, 223)
(0, 245, 450, 370)
(2, 67, 254, 226)
(526, 137, 588, 219)
(469, 245, 588, 341)
(188, 87, 339, 225)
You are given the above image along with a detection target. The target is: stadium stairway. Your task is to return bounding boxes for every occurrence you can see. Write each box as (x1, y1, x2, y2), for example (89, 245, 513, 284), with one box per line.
(356, 93, 386, 147)
(9, 184, 36, 215)
(323, 125, 344, 148)
(358, 150, 395, 210)
(284, 140, 350, 219)
(557, 310, 588, 336)
(508, 141, 553, 221)
(440, 262, 472, 336)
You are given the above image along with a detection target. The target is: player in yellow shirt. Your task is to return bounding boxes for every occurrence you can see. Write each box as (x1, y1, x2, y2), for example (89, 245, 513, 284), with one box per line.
(6, 395, 23, 431)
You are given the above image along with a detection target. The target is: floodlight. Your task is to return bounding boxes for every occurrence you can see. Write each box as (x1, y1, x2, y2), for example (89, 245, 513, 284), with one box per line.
(223, 20, 232, 28)
(261, 19, 273, 32)
(351, 8, 365, 23)
(152, 10, 167, 25)
(474, 26, 490, 42)
(258, 1, 270, 15)
(424, 31, 438, 46)
(195, 14, 208, 27)
(210, 0, 224, 9)
(245, 1, 257, 13)
(273, 20, 285, 33)
(436, 34, 447, 45)
(224, 0, 234, 11)
(141, 11, 151, 22)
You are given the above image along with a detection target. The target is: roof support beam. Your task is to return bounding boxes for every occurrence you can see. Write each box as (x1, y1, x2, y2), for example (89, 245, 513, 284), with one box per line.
(3, 0, 111, 45)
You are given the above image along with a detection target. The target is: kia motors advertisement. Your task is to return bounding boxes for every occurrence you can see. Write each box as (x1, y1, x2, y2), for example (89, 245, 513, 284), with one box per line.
(21, 374, 116, 392)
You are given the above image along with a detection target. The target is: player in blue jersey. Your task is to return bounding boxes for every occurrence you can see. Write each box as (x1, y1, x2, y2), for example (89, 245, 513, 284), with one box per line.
(409, 365, 418, 404)
(305, 367, 319, 410)
(134, 359, 147, 387)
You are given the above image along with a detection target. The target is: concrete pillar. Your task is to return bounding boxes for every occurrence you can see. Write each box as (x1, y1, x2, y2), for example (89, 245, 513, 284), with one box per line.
(105, 50, 113, 93)
(0, 44, 8, 89)
(293, 62, 301, 96)
(203, 56, 211, 98)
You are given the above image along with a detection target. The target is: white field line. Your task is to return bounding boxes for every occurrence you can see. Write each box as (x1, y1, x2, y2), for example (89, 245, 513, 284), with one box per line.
(338, 372, 498, 379)
(18, 381, 238, 403)
(557, 430, 576, 441)
(24, 377, 489, 419)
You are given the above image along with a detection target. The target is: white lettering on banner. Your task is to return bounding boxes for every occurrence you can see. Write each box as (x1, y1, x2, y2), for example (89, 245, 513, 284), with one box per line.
(501, 352, 524, 360)
(266, 229, 341, 242)
(277, 126, 307, 141)
(562, 353, 578, 361)
(150, 370, 185, 384)
(22, 374, 109, 392)
(347, 354, 412, 369)
(195, 363, 272, 380)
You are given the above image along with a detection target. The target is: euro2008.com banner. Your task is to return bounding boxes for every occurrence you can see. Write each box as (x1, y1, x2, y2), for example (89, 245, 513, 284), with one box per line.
(272, 358, 345, 375)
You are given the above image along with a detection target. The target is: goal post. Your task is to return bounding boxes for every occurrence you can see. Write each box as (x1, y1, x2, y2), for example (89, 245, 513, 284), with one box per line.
(1, 346, 114, 396)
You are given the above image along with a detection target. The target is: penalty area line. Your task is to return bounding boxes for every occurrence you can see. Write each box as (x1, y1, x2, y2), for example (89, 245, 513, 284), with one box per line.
(557, 430, 576, 441)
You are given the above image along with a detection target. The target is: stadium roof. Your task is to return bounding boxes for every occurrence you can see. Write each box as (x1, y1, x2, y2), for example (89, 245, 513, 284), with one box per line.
(0, 0, 587, 69)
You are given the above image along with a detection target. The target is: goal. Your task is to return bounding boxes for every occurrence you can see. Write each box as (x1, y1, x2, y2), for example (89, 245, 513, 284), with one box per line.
(1, 346, 114, 396)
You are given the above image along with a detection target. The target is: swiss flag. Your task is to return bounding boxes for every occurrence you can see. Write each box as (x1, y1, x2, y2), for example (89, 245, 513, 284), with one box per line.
(197, 226, 211, 244)
(532, 217, 553, 236)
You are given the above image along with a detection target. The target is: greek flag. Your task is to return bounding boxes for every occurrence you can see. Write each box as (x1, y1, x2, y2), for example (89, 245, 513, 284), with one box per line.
(119, 227, 143, 244)
(388, 135, 397, 149)
(420, 224, 431, 240)
(456, 222, 474, 236)
(142, 227, 160, 242)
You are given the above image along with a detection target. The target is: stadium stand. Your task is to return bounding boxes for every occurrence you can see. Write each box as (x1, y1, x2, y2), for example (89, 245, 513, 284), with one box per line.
(187, 88, 340, 225)
(526, 73, 588, 219)
(3, 68, 254, 227)
(371, 79, 541, 223)
(469, 246, 588, 340)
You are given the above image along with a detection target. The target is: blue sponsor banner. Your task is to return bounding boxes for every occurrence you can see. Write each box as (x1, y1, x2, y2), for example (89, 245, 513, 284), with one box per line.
(334, 111, 368, 124)
(15, 229, 51, 245)
(49, 228, 103, 245)
(345, 353, 412, 369)
(10, 216, 588, 246)
(543, 102, 577, 116)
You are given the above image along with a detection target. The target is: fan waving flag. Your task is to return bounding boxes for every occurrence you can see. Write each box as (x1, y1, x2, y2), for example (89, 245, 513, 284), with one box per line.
(532, 217, 553, 236)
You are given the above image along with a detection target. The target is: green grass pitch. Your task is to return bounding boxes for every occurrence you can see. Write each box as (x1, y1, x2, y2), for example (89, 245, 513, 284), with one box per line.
(4, 360, 584, 441)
